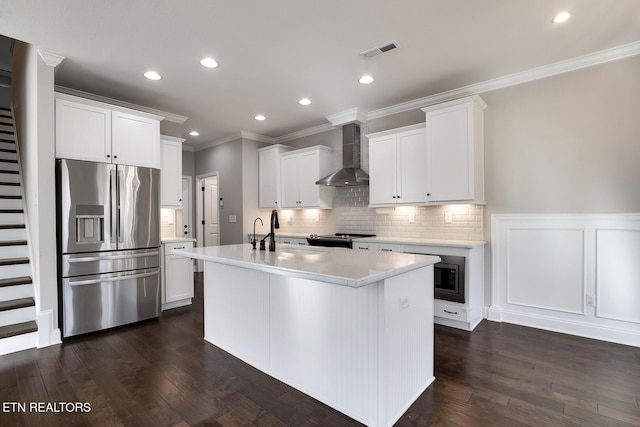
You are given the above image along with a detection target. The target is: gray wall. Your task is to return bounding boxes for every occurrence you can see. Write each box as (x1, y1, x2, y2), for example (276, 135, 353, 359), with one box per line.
(195, 139, 244, 245)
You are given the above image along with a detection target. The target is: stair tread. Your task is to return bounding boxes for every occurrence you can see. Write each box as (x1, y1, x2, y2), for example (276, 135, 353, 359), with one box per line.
(0, 240, 27, 247)
(0, 320, 37, 339)
(0, 257, 29, 266)
(0, 224, 25, 229)
(0, 297, 34, 312)
(0, 276, 32, 287)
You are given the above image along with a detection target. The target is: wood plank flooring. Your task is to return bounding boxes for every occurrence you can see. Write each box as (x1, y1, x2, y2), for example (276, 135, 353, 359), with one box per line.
(0, 273, 639, 426)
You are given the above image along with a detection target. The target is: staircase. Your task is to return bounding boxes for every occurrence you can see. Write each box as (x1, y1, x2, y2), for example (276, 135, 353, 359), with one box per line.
(0, 107, 37, 355)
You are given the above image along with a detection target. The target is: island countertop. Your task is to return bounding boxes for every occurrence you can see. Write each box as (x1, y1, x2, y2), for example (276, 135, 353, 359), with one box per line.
(172, 243, 439, 288)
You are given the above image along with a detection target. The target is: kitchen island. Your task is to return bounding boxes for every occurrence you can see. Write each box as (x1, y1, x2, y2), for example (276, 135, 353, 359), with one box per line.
(172, 244, 439, 427)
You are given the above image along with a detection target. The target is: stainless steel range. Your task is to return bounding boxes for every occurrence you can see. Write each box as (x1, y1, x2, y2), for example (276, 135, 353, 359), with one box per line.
(306, 233, 376, 249)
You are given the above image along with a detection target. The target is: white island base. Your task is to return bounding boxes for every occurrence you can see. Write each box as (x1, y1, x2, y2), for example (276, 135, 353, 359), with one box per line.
(203, 259, 435, 427)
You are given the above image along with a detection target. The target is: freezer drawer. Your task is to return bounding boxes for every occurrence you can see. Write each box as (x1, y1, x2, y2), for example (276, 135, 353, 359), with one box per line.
(61, 248, 160, 277)
(62, 267, 160, 337)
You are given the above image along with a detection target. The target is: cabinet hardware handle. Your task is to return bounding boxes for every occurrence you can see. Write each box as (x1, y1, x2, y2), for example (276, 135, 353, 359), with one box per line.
(114, 155, 118, 159)
(392, 196, 396, 199)
(358, 247, 368, 250)
(184, 231, 188, 235)
(444, 309, 458, 315)
(106, 154, 110, 158)
(174, 246, 185, 250)
(427, 193, 431, 196)
(184, 225, 188, 228)
(381, 248, 392, 252)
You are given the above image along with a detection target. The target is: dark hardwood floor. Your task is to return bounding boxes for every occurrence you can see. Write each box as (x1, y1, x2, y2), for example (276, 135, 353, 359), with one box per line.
(1, 273, 639, 426)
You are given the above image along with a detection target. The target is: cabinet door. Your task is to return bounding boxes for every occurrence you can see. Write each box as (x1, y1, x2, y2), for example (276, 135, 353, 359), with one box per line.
(426, 105, 473, 201)
(165, 256, 194, 302)
(297, 151, 320, 207)
(160, 140, 183, 207)
(369, 135, 397, 205)
(111, 111, 160, 168)
(259, 149, 279, 208)
(397, 128, 426, 204)
(55, 98, 111, 162)
(281, 155, 299, 208)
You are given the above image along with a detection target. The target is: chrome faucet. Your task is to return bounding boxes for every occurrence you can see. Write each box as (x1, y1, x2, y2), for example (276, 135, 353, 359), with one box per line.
(269, 209, 279, 251)
(251, 217, 263, 250)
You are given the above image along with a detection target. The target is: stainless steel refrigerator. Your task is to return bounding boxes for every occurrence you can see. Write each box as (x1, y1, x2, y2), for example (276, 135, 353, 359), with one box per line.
(56, 159, 161, 338)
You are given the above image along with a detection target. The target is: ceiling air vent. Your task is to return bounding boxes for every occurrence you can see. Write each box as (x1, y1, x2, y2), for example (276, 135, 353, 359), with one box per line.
(360, 41, 400, 59)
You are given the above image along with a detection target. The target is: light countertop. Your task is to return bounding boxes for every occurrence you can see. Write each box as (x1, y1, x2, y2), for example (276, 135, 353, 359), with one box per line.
(162, 237, 197, 243)
(172, 243, 439, 288)
(352, 237, 486, 248)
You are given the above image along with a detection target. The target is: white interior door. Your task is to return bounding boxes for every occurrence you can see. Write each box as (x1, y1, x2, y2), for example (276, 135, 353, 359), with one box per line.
(203, 176, 219, 246)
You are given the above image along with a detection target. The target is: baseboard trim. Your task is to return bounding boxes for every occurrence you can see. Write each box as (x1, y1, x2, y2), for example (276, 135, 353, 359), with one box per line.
(493, 308, 640, 348)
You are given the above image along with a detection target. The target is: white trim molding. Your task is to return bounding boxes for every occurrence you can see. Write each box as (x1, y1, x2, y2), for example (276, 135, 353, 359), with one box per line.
(54, 85, 188, 124)
(491, 213, 640, 347)
(38, 50, 65, 68)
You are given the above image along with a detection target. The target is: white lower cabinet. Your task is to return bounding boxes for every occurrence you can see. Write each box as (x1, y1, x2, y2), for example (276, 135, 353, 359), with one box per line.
(162, 240, 194, 310)
(356, 240, 485, 331)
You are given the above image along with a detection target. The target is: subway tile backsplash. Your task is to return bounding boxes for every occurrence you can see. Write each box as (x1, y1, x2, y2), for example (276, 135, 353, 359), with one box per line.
(272, 187, 484, 241)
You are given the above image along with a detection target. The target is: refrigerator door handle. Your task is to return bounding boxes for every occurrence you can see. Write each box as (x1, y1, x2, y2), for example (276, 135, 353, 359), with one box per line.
(110, 168, 117, 244)
(68, 270, 159, 287)
(117, 169, 124, 244)
(67, 251, 160, 263)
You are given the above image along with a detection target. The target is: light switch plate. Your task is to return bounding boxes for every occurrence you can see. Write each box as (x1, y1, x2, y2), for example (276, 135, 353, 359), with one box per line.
(409, 213, 415, 224)
(229, 215, 237, 223)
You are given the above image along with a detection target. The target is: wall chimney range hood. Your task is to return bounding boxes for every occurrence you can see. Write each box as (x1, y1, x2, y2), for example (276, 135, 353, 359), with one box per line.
(316, 123, 369, 187)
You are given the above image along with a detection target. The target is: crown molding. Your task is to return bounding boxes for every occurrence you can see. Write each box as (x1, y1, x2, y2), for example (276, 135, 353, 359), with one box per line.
(275, 123, 336, 143)
(160, 134, 186, 143)
(367, 40, 640, 120)
(239, 131, 276, 144)
(326, 107, 368, 126)
(182, 144, 195, 152)
(38, 50, 65, 68)
(54, 85, 189, 124)
(194, 132, 243, 151)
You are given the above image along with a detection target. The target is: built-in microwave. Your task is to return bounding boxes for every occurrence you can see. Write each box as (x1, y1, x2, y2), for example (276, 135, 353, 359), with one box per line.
(404, 253, 466, 303)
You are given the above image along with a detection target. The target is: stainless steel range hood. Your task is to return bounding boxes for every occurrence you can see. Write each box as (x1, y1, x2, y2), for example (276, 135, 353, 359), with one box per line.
(316, 123, 369, 187)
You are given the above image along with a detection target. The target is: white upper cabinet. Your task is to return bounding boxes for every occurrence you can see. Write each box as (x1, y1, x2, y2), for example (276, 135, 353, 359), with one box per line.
(55, 97, 111, 163)
(111, 111, 161, 168)
(280, 146, 333, 209)
(258, 144, 293, 209)
(55, 93, 162, 168)
(368, 124, 426, 206)
(422, 95, 486, 203)
(160, 136, 185, 207)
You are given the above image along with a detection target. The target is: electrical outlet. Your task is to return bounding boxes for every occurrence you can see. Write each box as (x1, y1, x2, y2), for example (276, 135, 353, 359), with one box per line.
(409, 212, 415, 224)
(229, 215, 236, 223)
(315, 213, 320, 223)
(586, 294, 595, 307)
(445, 212, 453, 224)
(400, 295, 409, 309)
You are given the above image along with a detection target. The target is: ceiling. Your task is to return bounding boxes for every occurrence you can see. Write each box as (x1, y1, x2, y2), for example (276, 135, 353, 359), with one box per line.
(0, 0, 639, 148)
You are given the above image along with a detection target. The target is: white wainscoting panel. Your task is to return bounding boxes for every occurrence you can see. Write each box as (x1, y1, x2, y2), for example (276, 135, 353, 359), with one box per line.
(596, 229, 640, 324)
(506, 228, 584, 314)
(491, 214, 640, 347)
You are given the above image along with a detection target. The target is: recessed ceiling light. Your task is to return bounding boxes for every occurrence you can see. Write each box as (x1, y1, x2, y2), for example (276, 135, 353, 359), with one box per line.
(255, 114, 266, 121)
(200, 57, 219, 68)
(144, 71, 162, 80)
(189, 131, 200, 136)
(359, 75, 374, 84)
(299, 98, 311, 106)
(552, 11, 571, 23)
